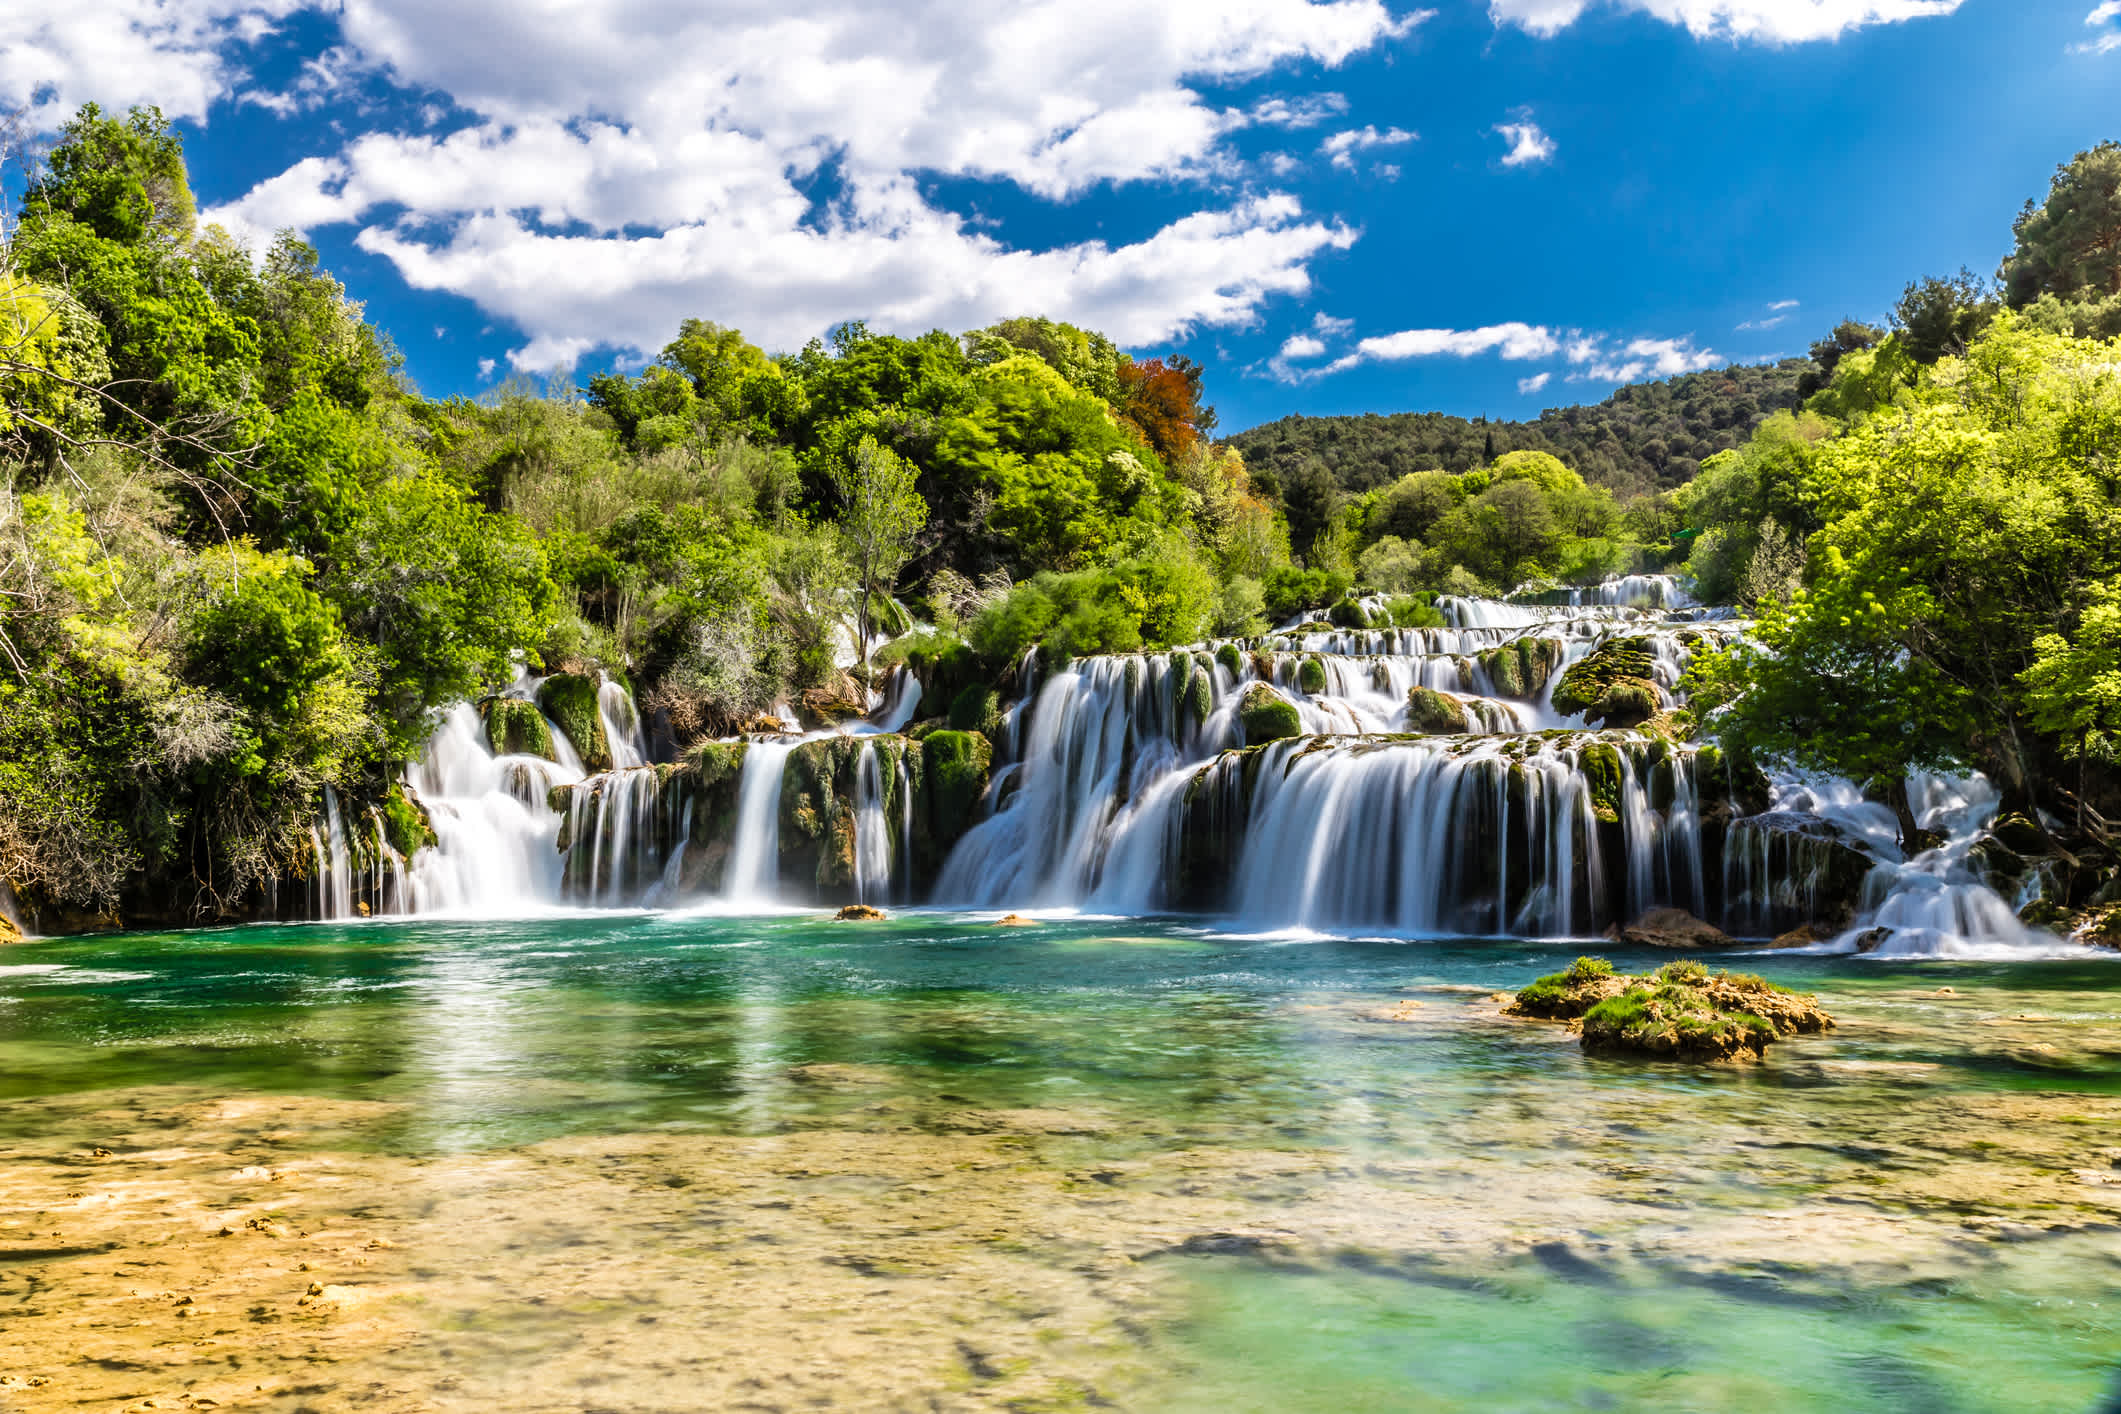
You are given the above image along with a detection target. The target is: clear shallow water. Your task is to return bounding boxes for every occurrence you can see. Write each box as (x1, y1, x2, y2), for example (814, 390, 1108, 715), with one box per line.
(3, 914, 2119, 1410)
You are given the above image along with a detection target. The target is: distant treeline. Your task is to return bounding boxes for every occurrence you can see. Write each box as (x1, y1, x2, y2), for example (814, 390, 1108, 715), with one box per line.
(1227, 358, 1810, 505)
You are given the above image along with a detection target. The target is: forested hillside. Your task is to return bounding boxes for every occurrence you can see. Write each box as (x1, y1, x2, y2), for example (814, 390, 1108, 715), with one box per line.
(3, 103, 2121, 934)
(1228, 358, 1809, 504)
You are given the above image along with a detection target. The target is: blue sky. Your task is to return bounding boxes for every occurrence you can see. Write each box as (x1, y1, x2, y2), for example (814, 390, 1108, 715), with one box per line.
(5, 0, 2117, 432)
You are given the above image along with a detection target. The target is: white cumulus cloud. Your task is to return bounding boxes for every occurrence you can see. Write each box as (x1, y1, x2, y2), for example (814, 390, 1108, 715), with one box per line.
(1489, 0, 1963, 43)
(1357, 322, 1561, 361)
(1494, 113, 1556, 167)
(8, 0, 1423, 366)
(2075, 0, 2121, 53)
(1319, 124, 1418, 170)
(1518, 371, 1552, 394)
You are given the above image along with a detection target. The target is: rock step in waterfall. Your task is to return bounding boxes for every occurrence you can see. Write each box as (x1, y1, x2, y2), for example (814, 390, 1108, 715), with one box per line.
(299, 578, 2072, 957)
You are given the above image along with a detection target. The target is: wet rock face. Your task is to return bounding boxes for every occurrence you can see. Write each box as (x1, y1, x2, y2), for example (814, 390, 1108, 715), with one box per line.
(1478, 637, 1565, 701)
(537, 673, 609, 771)
(1606, 908, 1732, 950)
(1238, 683, 1301, 745)
(1551, 637, 1660, 728)
(482, 697, 555, 760)
(1404, 686, 1469, 735)
(1721, 812, 1877, 936)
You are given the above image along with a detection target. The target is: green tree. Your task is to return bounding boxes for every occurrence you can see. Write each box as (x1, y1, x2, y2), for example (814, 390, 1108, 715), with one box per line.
(22, 104, 195, 246)
(831, 436, 927, 671)
(2001, 140, 2121, 338)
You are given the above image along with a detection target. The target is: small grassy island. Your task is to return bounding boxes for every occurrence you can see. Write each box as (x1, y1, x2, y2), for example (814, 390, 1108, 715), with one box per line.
(1506, 956, 1834, 1062)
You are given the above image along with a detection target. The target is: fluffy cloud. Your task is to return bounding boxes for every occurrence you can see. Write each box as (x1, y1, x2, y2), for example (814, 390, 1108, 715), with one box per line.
(1489, 0, 1963, 43)
(1568, 334, 1720, 381)
(1494, 113, 1556, 167)
(1319, 124, 1419, 170)
(1266, 319, 1717, 383)
(2075, 1, 2121, 53)
(8, 0, 1421, 365)
(1357, 322, 1561, 361)
(0, 0, 307, 125)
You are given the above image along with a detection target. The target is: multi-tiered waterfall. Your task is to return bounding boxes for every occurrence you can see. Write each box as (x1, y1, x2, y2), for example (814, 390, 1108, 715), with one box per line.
(297, 578, 2069, 957)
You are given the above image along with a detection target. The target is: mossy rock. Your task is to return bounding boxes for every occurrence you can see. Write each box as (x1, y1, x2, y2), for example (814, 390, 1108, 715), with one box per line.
(1509, 957, 1832, 1063)
(1404, 686, 1468, 735)
(1552, 637, 1659, 728)
(1179, 663, 1213, 726)
(948, 683, 1002, 737)
(681, 740, 748, 792)
(483, 696, 555, 760)
(1238, 683, 1302, 745)
(1578, 740, 1624, 824)
(1298, 656, 1328, 694)
(924, 730, 992, 851)
(536, 672, 609, 772)
(1215, 642, 1245, 677)
(1478, 637, 1566, 701)
(378, 782, 437, 858)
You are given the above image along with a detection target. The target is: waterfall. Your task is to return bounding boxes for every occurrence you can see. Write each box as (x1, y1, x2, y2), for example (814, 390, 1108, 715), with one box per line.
(598, 674, 648, 770)
(852, 742, 891, 904)
(311, 784, 355, 920)
(270, 574, 2076, 958)
(399, 703, 579, 915)
(724, 740, 796, 905)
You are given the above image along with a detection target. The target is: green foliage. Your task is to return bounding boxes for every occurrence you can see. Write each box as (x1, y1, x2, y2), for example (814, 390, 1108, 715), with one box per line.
(1262, 564, 1352, 622)
(378, 782, 436, 857)
(1232, 361, 1808, 503)
(1691, 316, 2121, 836)
(968, 553, 1215, 665)
(326, 474, 556, 752)
(948, 683, 1001, 737)
(2002, 141, 2121, 328)
(1298, 657, 1328, 694)
(922, 729, 991, 847)
(23, 104, 195, 245)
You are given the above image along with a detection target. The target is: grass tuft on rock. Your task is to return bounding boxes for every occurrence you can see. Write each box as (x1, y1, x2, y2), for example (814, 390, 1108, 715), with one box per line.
(1506, 955, 1830, 1062)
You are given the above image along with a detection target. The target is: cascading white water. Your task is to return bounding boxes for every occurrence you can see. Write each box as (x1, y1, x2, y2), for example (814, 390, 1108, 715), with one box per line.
(399, 702, 581, 915)
(852, 742, 891, 904)
(723, 740, 796, 906)
(598, 675, 648, 770)
(311, 784, 355, 919)
(285, 575, 2090, 959)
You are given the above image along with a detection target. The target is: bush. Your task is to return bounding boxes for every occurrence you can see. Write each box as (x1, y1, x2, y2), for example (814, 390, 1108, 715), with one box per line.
(948, 683, 1001, 736)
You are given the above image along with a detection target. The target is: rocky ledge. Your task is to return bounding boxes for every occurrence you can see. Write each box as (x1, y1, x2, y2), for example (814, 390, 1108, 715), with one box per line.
(1505, 956, 1833, 1063)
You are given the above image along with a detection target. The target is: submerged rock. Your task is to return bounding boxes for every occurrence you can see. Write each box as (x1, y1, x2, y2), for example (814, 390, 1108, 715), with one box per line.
(992, 913, 1039, 927)
(1506, 955, 1832, 1062)
(1606, 907, 1732, 950)
(835, 904, 887, 921)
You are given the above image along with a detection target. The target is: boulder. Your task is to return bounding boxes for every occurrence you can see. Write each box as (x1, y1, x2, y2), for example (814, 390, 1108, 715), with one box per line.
(835, 904, 886, 921)
(1551, 637, 1661, 728)
(1297, 656, 1328, 694)
(1768, 922, 1835, 949)
(795, 684, 869, 731)
(993, 913, 1040, 927)
(0, 913, 21, 944)
(1238, 683, 1302, 745)
(1607, 907, 1732, 950)
(947, 684, 1001, 737)
(1405, 686, 1469, 735)
(1215, 642, 1245, 677)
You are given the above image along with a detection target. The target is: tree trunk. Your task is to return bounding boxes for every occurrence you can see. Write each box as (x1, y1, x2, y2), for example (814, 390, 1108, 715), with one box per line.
(1885, 777, 1923, 856)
